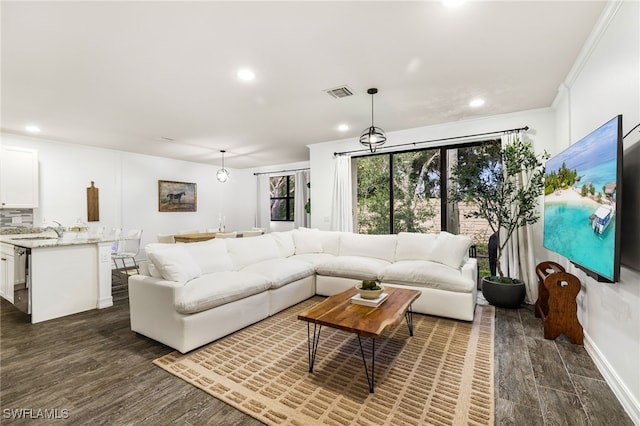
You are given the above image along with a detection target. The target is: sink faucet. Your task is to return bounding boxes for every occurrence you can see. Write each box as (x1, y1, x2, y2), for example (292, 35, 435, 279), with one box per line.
(44, 221, 65, 237)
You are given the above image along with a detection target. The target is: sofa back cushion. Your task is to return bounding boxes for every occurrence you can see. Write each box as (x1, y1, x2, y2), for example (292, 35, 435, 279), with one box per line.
(319, 231, 342, 255)
(226, 234, 281, 269)
(270, 231, 295, 257)
(181, 239, 234, 274)
(339, 233, 397, 262)
(428, 231, 473, 269)
(395, 232, 438, 261)
(145, 244, 202, 283)
(292, 228, 323, 254)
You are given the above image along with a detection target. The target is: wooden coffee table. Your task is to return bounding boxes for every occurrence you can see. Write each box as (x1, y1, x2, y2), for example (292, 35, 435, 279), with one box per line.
(297, 286, 421, 393)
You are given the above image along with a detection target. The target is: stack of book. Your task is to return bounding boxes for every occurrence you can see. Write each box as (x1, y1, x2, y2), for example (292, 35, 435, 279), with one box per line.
(350, 293, 388, 307)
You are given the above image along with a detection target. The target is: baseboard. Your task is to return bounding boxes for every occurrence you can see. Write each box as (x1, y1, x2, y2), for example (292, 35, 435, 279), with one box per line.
(97, 296, 113, 309)
(584, 331, 640, 424)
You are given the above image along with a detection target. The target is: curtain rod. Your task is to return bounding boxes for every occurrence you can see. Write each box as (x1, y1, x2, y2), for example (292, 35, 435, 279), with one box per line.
(253, 167, 310, 176)
(333, 126, 529, 156)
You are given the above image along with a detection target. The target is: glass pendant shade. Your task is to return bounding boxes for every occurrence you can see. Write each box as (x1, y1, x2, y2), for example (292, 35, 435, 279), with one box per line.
(216, 150, 229, 183)
(360, 88, 386, 153)
(216, 168, 229, 183)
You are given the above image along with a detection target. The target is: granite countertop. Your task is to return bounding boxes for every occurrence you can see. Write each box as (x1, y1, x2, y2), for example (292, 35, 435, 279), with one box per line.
(0, 226, 47, 235)
(0, 232, 116, 249)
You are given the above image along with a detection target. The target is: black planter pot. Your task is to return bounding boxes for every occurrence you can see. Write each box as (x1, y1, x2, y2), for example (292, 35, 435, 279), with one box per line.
(481, 276, 526, 308)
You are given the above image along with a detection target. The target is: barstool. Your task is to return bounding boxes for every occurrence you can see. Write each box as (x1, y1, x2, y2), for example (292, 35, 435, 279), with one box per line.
(111, 229, 143, 285)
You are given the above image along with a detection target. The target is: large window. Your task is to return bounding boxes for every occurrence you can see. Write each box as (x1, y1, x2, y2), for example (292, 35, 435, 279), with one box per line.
(270, 175, 294, 221)
(355, 140, 501, 277)
(356, 149, 441, 234)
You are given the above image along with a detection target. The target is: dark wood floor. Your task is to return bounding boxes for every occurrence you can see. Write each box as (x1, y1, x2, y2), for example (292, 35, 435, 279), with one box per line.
(0, 286, 632, 425)
(493, 304, 632, 425)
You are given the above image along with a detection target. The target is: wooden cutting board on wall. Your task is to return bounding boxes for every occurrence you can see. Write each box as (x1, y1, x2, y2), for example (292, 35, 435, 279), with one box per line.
(87, 181, 99, 222)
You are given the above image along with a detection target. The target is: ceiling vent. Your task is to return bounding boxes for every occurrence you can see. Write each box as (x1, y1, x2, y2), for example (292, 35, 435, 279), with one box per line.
(325, 86, 355, 99)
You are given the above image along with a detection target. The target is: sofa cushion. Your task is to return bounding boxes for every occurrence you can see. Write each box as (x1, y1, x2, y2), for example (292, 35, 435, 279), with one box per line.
(270, 231, 295, 257)
(181, 239, 234, 274)
(145, 244, 201, 283)
(380, 260, 475, 293)
(225, 235, 280, 269)
(290, 253, 337, 267)
(316, 256, 390, 281)
(293, 228, 323, 254)
(339, 233, 397, 262)
(174, 271, 271, 314)
(319, 231, 342, 255)
(395, 232, 438, 261)
(242, 258, 315, 289)
(147, 262, 163, 279)
(428, 232, 473, 269)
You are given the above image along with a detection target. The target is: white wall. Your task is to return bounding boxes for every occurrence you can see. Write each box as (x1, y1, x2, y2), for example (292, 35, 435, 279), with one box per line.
(309, 107, 556, 258)
(0, 133, 256, 255)
(551, 1, 640, 421)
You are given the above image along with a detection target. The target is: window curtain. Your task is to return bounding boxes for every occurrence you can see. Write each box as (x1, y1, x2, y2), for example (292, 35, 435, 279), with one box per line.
(255, 174, 270, 232)
(294, 170, 310, 228)
(500, 131, 538, 304)
(331, 155, 353, 232)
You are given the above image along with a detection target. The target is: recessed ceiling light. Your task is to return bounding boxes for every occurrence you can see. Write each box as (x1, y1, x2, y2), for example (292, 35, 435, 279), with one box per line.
(442, 0, 465, 7)
(469, 98, 485, 108)
(237, 68, 255, 81)
(25, 125, 40, 133)
(338, 124, 350, 132)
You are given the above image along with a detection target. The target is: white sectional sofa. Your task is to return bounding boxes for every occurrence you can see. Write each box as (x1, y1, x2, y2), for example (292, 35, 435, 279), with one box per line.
(129, 228, 477, 353)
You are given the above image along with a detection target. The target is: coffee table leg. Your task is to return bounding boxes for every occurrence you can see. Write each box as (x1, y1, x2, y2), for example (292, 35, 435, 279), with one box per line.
(405, 305, 414, 336)
(307, 323, 322, 373)
(357, 336, 375, 393)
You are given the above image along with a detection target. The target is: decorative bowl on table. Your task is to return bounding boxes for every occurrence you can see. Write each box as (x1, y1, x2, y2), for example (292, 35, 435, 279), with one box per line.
(356, 280, 384, 299)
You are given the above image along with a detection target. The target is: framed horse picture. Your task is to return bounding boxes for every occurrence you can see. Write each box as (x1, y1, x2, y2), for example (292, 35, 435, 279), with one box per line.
(158, 180, 197, 212)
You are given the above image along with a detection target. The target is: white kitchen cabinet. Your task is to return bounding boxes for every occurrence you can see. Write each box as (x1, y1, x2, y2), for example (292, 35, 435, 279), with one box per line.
(0, 146, 39, 208)
(0, 243, 14, 303)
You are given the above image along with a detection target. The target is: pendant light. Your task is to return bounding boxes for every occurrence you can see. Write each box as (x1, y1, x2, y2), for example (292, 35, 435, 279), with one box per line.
(216, 150, 229, 183)
(359, 88, 386, 152)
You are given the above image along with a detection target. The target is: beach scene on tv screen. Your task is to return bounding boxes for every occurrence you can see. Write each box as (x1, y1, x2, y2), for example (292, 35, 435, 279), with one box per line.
(543, 117, 618, 280)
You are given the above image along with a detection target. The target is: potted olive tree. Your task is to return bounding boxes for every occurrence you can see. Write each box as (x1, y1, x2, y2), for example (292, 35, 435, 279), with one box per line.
(449, 138, 548, 308)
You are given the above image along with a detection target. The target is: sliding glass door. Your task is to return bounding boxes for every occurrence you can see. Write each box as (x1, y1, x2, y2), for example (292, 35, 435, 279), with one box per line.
(392, 149, 441, 233)
(356, 155, 390, 234)
(354, 140, 500, 277)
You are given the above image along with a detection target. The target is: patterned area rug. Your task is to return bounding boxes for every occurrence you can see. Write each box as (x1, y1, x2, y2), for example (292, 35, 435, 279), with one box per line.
(154, 297, 495, 426)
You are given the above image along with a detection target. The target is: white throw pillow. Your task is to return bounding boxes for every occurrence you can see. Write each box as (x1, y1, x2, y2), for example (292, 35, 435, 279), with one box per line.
(147, 262, 163, 279)
(225, 235, 280, 269)
(319, 231, 342, 255)
(270, 231, 296, 257)
(293, 229, 323, 254)
(146, 244, 202, 282)
(395, 232, 438, 261)
(427, 231, 473, 270)
(339, 233, 397, 262)
(182, 239, 233, 274)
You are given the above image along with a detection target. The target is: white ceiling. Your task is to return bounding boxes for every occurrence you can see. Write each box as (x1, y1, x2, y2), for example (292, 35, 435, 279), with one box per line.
(1, 1, 606, 169)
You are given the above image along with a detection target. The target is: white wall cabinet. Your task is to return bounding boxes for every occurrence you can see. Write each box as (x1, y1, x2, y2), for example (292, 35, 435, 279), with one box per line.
(0, 146, 39, 208)
(0, 243, 14, 303)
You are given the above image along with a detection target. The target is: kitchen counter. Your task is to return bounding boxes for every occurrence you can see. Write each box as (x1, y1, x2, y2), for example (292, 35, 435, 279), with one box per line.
(0, 234, 116, 249)
(0, 232, 116, 323)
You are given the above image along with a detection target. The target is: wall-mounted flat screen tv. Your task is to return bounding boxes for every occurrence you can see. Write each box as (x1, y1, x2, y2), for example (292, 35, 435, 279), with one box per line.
(543, 115, 622, 282)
